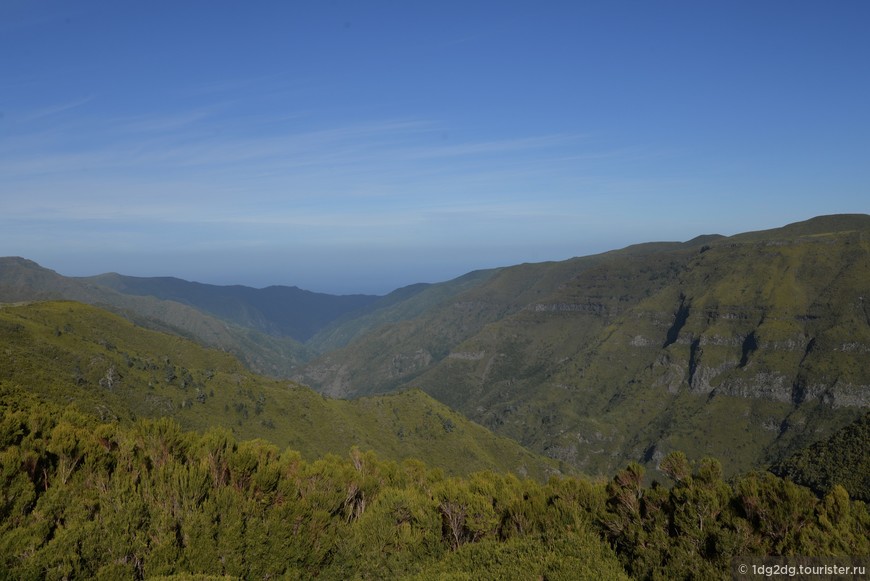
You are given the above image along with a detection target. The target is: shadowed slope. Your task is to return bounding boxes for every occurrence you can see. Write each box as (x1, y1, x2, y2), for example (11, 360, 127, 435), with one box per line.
(0, 258, 312, 376)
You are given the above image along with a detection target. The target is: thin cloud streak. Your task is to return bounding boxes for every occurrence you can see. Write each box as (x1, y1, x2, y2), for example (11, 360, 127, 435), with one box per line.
(2, 121, 652, 225)
(395, 133, 585, 160)
(15, 96, 97, 124)
(116, 106, 228, 134)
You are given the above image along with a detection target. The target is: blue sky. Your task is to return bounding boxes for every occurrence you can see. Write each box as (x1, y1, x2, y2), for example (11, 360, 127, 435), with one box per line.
(2, 1, 868, 294)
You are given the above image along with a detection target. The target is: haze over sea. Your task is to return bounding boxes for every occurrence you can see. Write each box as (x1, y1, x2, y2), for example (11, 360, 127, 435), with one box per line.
(2, 1, 868, 293)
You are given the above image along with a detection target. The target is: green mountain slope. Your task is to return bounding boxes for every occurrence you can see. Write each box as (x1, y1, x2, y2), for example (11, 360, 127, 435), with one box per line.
(0, 300, 562, 478)
(0, 258, 312, 377)
(295, 252, 642, 396)
(297, 215, 870, 476)
(306, 269, 497, 354)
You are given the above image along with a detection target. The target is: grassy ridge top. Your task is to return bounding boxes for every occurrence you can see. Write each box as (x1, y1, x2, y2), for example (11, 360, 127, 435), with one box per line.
(0, 300, 563, 479)
(728, 213, 870, 242)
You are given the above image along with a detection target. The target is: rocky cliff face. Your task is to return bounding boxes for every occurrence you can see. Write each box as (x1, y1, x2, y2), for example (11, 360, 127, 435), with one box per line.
(298, 216, 870, 476)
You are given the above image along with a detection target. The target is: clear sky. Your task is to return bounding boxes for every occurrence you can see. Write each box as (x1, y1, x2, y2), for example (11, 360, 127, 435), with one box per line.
(2, 1, 868, 294)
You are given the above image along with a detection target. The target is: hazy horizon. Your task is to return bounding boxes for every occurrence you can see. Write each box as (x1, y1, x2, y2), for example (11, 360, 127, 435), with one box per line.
(2, 2, 868, 294)
(1, 224, 710, 295)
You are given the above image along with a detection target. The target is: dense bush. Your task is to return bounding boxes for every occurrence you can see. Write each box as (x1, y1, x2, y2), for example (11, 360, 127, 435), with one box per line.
(771, 412, 870, 502)
(1, 386, 867, 580)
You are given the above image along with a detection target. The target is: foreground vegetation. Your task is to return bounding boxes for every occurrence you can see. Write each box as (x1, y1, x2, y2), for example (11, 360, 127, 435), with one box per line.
(2, 385, 867, 580)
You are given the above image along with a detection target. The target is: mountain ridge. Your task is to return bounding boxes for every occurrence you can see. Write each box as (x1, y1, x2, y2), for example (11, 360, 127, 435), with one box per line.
(0, 257, 313, 377)
(4, 214, 869, 478)
(82, 272, 380, 342)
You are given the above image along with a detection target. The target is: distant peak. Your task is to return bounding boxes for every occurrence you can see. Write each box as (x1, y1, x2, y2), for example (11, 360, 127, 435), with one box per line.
(0, 256, 41, 266)
(0, 257, 58, 274)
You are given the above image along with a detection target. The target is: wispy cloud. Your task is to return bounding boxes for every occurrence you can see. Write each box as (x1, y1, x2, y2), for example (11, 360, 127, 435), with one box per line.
(178, 71, 300, 98)
(395, 134, 583, 160)
(16, 96, 96, 124)
(0, 102, 684, 246)
(116, 106, 226, 134)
